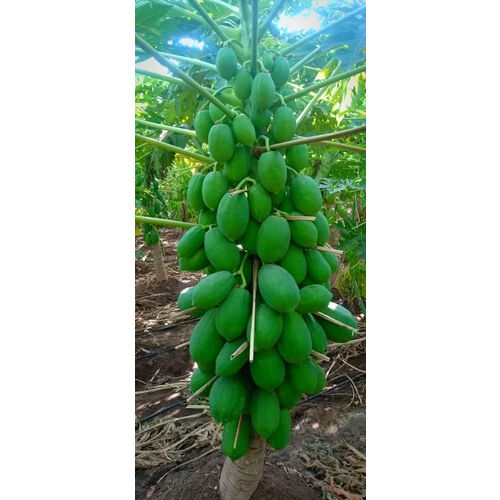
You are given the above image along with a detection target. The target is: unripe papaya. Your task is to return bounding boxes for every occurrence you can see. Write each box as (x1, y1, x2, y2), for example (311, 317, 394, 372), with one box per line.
(286, 144, 309, 170)
(251, 72, 276, 110)
(271, 56, 289, 89)
(192, 270, 236, 309)
(249, 183, 272, 222)
(245, 303, 283, 352)
(218, 88, 243, 108)
(314, 211, 330, 246)
(320, 250, 339, 273)
(278, 244, 307, 285)
(250, 388, 280, 438)
(262, 53, 274, 70)
(194, 110, 214, 144)
(179, 247, 209, 272)
(277, 312, 312, 363)
(233, 69, 253, 101)
(215, 336, 249, 376)
(304, 313, 328, 354)
(217, 192, 250, 241)
(257, 151, 287, 194)
(189, 367, 215, 398)
(240, 218, 260, 254)
(215, 287, 251, 340)
(177, 226, 205, 258)
(233, 114, 256, 146)
(209, 102, 225, 123)
(270, 186, 286, 207)
(187, 173, 206, 211)
(223, 146, 251, 184)
(216, 47, 238, 80)
(267, 409, 291, 450)
(296, 284, 333, 313)
(209, 374, 247, 424)
(250, 107, 272, 132)
(258, 264, 300, 313)
(289, 212, 318, 248)
(271, 106, 296, 142)
(250, 347, 286, 390)
(288, 359, 318, 394)
(208, 124, 235, 163)
(222, 415, 250, 460)
(189, 309, 224, 373)
(317, 302, 358, 343)
(305, 249, 331, 284)
(290, 175, 322, 215)
(277, 378, 302, 409)
(178, 286, 206, 318)
(202, 171, 228, 211)
(312, 361, 326, 393)
(198, 208, 217, 226)
(256, 215, 290, 263)
(204, 227, 241, 272)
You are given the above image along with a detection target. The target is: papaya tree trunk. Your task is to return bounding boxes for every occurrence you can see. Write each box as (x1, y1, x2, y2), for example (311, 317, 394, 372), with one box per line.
(219, 434, 266, 500)
(151, 240, 168, 282)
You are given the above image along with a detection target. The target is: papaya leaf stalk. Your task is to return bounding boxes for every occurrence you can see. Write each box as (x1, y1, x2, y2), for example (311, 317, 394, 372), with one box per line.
(135, 134, 212, 163)
(135, 118, 196, 136)
(258, 0, 287, 40)
(135, 215, 197, 230)
(251, 0, 259, 76)
(135, 48, 216, 71)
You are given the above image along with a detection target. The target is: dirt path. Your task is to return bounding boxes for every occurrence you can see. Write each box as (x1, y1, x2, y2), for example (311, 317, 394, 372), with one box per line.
(135, 228, 366, 499)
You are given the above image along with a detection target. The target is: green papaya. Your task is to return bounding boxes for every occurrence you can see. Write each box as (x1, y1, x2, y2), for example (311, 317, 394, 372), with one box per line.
(285, 144, 309, 170)
(190, 367, 215, 398)
(249, 183, 272, 222)
(208, 124, 235, 163)
(267, 409, 291, 450)
(312, 361, 326, 393)
(317, 302, 358, 343)
(179, 247, 209, 272)
(216, 47, 238, 80)
(178, 286, 205, 317)
(202, 171, 229, 211)
(217, 192, 250, 241)
(250, 107, 272, 132)
(314, 211, 330, 246)
(223, 146, 251, 183)
(194, 109, 214, 144)
(268, 129, 286, 154)
(189, 309, 224, 373)
(258, 264, 300, 313)
(320, 251, 339, 273)
(215, 336, 249, 376)
(290, 175, 322, 216)
(277, 378, 302, 409)
(288, 359, 319, 395)
(271, 56, 289, 89)
(270, 186, 286, 207)
(233, 114, 256, 146)
(296, 284, 333, 313)
(250, 347, 286, 390)
(305, 249, 331, 284)
(198, 208, 217, 226)
(251, 72, 276, 110)
(233, 69, 253, 101)
(257, 151, 287, 194)
(304, 313, 328, 354)
(209, 374, 247, 424)
(278, 244, 307, 285)
(256, 215, 290, 263)
(277, 312, 312, 363)
(215, 287, 251, 340)
(209, 102, 225, 123)
(192, 270, 236, 309)
(245, 303, 283, 351)
(218, 88, 243, 108)
(289, 213, 318, 248)
(271, 106, 296, 142)
(222, 415, 250, 460)
(262, 53, 274, 70)
(240, 218, 260, 254)
(187, 173, 206, 211)
(204, 227, 241, 272)
(250, 388, 280, 438)
(177, 226, 205, 258)
(279, 190, 295, 213)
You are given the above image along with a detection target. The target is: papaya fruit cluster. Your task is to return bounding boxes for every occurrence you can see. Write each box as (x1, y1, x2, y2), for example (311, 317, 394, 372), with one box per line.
(176, 47, 358, 460)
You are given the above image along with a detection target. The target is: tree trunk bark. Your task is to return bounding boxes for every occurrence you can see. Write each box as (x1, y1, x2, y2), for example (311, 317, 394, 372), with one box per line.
(151, 240, 168, 282)
(219, 434, 266, 500)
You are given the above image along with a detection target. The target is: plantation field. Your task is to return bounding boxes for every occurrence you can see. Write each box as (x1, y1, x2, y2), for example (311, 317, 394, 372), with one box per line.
(135, 229, 366, 499)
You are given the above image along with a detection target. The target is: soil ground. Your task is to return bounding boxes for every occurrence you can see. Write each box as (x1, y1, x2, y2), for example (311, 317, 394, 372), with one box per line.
(136, 228, 366, 500)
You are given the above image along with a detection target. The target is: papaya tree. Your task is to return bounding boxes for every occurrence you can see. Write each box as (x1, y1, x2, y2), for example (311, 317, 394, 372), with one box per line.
(135, 1, 366, 497)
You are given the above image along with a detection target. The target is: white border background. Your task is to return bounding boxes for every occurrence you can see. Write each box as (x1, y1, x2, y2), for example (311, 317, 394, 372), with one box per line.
(1, 1, 499, 498)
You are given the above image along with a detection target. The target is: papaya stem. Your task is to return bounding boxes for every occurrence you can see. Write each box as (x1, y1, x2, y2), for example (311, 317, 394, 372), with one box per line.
(233, 414, 244, 449)
(135, 34, 237, 119)
(258, 0, 287, 41)
(313, 312, 358, 334)
(186, 375, 218, 403)
(275, 93, 286, 107)
(233, 252, 249, 288)
(230, 342, 249, 361)
(311, 141, 366, 154)
(234, 176, 257, 191)
(251, 0, 259, 76)
(135, 118, 196, 137)
(286, 165, 299, 176)
(249, 259, 259, 363)
(317, 245, 343, 255)
(135, 215, 197, 229)
(257, 135, 270, 152)
(289, 47, 322, 75)
(185, 0, 230, 43)
(174, 340, 191, 349)
(135, 134, 213, 163)
(311, 350, 330, 362)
